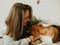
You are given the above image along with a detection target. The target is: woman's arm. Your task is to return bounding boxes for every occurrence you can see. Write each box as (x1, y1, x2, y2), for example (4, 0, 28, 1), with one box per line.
(2, 35, 33, 45)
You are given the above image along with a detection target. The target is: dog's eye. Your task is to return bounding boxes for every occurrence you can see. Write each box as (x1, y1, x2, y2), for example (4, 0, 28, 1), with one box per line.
(37, 29, 39, 32)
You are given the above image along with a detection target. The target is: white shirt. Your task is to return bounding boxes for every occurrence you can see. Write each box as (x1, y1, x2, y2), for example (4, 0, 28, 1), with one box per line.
(0, 34, 29, 45)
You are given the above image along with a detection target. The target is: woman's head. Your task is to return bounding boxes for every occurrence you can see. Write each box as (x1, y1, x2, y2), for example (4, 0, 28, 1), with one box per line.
(22, 4, 32, 25)
(5, 3, 32, 40)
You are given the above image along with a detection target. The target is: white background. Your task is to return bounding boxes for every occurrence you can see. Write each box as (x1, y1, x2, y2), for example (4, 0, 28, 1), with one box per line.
(0, 0, 60, 35)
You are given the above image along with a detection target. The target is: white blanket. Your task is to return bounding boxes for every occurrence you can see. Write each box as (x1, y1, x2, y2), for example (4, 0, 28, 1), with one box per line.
(35, 35, 60, 45)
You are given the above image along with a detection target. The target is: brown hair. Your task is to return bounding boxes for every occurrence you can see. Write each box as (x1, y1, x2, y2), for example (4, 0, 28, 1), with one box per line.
(5, 3, 32, 40)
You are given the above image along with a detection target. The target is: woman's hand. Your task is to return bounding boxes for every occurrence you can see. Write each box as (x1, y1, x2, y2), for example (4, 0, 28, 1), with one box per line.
(26, 36, 33, 42)
(26, 35, 40, 43)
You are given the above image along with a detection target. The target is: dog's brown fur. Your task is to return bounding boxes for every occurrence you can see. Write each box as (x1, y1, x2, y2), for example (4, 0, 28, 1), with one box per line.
(30, 24, 59, 43)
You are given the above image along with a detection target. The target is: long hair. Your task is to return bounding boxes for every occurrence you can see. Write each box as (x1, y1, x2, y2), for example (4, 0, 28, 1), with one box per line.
(5, 3, 32, 40)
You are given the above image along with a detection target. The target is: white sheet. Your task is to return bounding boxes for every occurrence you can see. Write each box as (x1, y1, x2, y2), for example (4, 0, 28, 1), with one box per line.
(34, 35, 60, 45)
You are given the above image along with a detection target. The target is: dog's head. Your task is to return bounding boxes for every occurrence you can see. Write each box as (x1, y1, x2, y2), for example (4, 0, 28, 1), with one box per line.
(30, 24, 44, 37)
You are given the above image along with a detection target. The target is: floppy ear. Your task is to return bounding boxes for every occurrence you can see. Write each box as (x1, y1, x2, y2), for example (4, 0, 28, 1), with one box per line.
(30, 25, 40, 37)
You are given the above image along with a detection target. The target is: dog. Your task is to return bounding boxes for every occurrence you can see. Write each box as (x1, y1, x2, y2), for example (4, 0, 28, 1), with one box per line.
(30, 24, 58, 45)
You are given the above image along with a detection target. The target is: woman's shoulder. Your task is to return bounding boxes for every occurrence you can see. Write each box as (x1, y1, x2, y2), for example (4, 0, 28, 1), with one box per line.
(2, 34, 14, 42)
(0, 34, 14, 45)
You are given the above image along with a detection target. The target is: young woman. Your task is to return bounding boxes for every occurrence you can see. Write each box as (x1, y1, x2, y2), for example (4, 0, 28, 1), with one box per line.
(0, 3, 40, 45)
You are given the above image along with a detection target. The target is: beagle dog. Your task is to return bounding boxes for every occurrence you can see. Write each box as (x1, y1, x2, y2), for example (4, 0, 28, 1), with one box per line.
(30, 24, 58, 45)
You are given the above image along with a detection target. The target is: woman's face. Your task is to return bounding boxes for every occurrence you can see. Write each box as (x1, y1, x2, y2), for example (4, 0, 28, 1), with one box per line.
(23, 10, 30, 26)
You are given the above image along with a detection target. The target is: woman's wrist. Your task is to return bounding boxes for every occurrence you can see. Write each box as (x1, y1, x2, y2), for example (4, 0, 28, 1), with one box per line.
(26, 38, 31, 42)
(26, 36, 34, 42)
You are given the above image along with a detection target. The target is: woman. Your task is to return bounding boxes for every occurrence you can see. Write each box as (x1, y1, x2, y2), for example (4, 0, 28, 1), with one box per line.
(0, 3, 40, 45)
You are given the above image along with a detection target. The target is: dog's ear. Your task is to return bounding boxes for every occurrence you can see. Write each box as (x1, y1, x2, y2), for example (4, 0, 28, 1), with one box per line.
(30, 25, 41, 37)
(30, 25, 36, 35)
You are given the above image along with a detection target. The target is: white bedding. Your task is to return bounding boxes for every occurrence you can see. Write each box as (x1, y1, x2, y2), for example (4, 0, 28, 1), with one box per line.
(34, 35, 60, 45)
